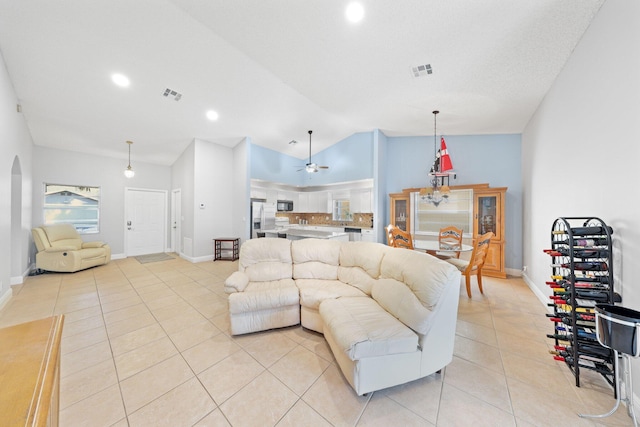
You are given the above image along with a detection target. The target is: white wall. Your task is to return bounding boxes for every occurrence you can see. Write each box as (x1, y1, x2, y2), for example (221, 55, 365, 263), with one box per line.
(522, 0, 640, 400)
(171, 141, 195, 257)
(192, 139, 234, 258)
(0, 51, 33, 305)
(32, 146, 171, 257)
(232, 138, 249, 242)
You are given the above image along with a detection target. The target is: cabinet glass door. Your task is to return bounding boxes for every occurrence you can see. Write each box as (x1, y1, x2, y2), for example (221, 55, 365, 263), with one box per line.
(476, 195, 497, 236)
(394, 199, 408, 231)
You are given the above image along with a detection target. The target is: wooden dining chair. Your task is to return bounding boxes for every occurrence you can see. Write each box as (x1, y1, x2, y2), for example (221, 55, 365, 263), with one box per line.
(445, 232, 493, 298)
(386, 224, 414, 250)
(437, 226, 463, 259)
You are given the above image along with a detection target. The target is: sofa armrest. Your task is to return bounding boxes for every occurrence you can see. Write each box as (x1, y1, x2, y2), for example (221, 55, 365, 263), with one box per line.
(82, 241, 105, 249)
(44, 246, 78, 253)
(224, 271, 249, 293)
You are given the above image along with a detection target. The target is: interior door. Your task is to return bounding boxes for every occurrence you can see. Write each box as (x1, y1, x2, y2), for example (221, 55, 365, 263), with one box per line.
(170, 189, 181, 254)
(125, 188, 167, 256)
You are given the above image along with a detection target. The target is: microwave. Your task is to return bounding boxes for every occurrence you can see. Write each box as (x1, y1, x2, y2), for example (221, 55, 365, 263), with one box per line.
(277, 200, 294, 211)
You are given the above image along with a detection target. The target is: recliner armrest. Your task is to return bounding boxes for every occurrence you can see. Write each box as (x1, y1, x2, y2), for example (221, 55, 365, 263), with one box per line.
(82, 241, 105, 249)
(224, 271, 249, 293)
(44, 246, 78, 253)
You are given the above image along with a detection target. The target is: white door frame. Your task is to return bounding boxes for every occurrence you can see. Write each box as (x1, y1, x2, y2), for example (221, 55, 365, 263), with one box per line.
(124, 187, 168, 257)
(170, 188, 182, 254)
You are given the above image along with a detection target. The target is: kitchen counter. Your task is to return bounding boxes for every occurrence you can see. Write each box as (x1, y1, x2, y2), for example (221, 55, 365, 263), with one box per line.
(263, 228, 349, 241)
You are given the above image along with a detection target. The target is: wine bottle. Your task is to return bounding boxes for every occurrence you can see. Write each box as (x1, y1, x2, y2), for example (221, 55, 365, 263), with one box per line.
(554, 355, 612, 375)
(551, 275, 610, 284)
(558, 343, 612, 358)
(551, 226, 613, 236)
(544, 248, 609, 258)
(552, 238, 609, 247)
(548, 314, 595, 324)
(547, 333, 571, 341)
(550, 262, 608, 271)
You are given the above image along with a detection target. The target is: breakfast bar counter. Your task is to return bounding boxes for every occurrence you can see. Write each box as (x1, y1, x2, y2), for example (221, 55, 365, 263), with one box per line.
(263, 228, 349, 241)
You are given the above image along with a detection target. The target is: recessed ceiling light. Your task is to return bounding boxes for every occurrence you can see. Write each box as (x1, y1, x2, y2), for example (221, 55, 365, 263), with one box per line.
(111, 73, 130, 87)
(206, 110, 219, 121)
(346, 2, 364, 23)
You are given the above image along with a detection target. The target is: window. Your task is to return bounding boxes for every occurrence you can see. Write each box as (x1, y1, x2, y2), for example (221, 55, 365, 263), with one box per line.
(333, 199, 351, 222)
(43, 184, 100, 234)
(411, 189, 473, 237)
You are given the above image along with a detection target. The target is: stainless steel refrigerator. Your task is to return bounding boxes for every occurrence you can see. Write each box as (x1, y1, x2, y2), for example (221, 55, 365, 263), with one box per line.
(250, 201, 276, 238)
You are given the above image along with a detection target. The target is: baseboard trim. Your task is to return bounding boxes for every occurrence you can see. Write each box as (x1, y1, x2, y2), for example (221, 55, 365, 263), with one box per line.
(0, 287, 12, 312)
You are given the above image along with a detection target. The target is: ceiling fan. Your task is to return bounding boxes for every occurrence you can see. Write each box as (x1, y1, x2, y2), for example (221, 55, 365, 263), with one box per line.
(298, 130, 329, 173)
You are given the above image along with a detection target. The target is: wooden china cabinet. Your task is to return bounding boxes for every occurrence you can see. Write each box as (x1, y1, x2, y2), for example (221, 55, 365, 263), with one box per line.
(389, 183, 507, 278)
(473, 187, 506, 278)
(389, 192, 410, 232)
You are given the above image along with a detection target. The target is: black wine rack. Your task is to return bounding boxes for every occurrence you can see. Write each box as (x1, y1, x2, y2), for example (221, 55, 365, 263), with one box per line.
(545, 217, 617, 393)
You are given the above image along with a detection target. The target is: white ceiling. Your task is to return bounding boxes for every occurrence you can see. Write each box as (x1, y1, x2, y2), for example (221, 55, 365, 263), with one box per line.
(0, 0, 604, 165)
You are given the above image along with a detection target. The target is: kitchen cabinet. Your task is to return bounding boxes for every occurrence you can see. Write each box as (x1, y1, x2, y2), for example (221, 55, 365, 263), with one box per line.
(361, 228, 376, 242)
(251, 188, 267, 200)
(314, 191, 330, 213)
(266, 190, 278, 204)
(297, 193, 309, 213)
(297, 191, 330, 213)
(350, 189, 372, 213)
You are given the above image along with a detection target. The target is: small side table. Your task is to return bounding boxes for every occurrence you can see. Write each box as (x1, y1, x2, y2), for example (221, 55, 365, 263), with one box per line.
(214, 237, 239, 261)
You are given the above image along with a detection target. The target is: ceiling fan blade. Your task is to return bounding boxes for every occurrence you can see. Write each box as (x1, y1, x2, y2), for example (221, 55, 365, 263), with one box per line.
(318, 166, 329, 169)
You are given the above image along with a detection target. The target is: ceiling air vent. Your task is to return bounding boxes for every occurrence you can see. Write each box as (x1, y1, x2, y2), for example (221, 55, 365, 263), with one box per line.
(411, 64, 432, 78)
(162, 88, 182, 101)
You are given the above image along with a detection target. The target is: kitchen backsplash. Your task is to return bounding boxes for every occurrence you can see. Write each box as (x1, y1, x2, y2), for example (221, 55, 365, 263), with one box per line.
(276, 212, 373, 228)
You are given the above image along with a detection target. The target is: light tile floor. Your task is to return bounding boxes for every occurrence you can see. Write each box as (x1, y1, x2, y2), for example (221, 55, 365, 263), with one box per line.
(0, 256, 634, 426)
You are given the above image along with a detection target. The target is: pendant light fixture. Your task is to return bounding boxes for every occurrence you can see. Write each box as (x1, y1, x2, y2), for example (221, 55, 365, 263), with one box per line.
(419, 110, 455, 206)
(124, 140, 135, 178)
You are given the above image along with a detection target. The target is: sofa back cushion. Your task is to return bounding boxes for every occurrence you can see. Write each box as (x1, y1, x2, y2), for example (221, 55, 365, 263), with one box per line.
(337, 242, 389, 295)
(380, 247, 458, 309)
(371, 278, 433, 335)
(43, 224, 82, 250)
(240, 238, 293, 282)
(292, 239, 341, 280)
(339, 242, 388, 277)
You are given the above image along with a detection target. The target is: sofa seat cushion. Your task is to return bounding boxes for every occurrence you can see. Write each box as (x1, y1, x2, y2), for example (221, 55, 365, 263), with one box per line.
(296, 279, 367, 309)
(320, 297, 419, 360)
(228, 279, 299, 314)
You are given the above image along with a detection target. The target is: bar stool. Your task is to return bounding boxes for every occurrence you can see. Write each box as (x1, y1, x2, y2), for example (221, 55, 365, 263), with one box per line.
(277, 233, 287, 239)
(579, 304, 640, 426)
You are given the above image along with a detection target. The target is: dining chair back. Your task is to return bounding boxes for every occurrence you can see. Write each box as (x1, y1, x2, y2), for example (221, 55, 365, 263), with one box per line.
(445, 232, 493, 298)
(386, 224, 414, 250)
(437, 226, 464, 259)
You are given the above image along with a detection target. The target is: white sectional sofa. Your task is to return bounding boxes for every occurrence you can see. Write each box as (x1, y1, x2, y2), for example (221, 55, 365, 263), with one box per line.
(224, 237, 461, 395)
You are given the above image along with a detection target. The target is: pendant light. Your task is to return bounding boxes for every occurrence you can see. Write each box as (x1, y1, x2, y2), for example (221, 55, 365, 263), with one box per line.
(419, 110, 455, 206)
(124, 140, 135, 178)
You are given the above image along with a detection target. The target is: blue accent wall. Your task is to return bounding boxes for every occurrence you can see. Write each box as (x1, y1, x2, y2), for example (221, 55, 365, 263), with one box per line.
(250, 131, 522, 271)
(250, 132, 374, 186)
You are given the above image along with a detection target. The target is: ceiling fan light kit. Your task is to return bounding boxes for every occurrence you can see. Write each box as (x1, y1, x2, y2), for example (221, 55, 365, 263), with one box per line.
(299, 130, 329, 173)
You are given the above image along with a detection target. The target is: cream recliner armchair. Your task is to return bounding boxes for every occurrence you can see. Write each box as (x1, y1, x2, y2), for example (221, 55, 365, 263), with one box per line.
(32, 224, 111, 273)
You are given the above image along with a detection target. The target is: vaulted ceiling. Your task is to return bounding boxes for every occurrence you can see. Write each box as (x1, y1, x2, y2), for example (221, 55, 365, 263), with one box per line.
(0, 0, 604, 165)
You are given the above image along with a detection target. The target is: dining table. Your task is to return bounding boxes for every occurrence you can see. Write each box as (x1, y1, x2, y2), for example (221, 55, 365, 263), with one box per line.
(413, 240, 473, 257)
